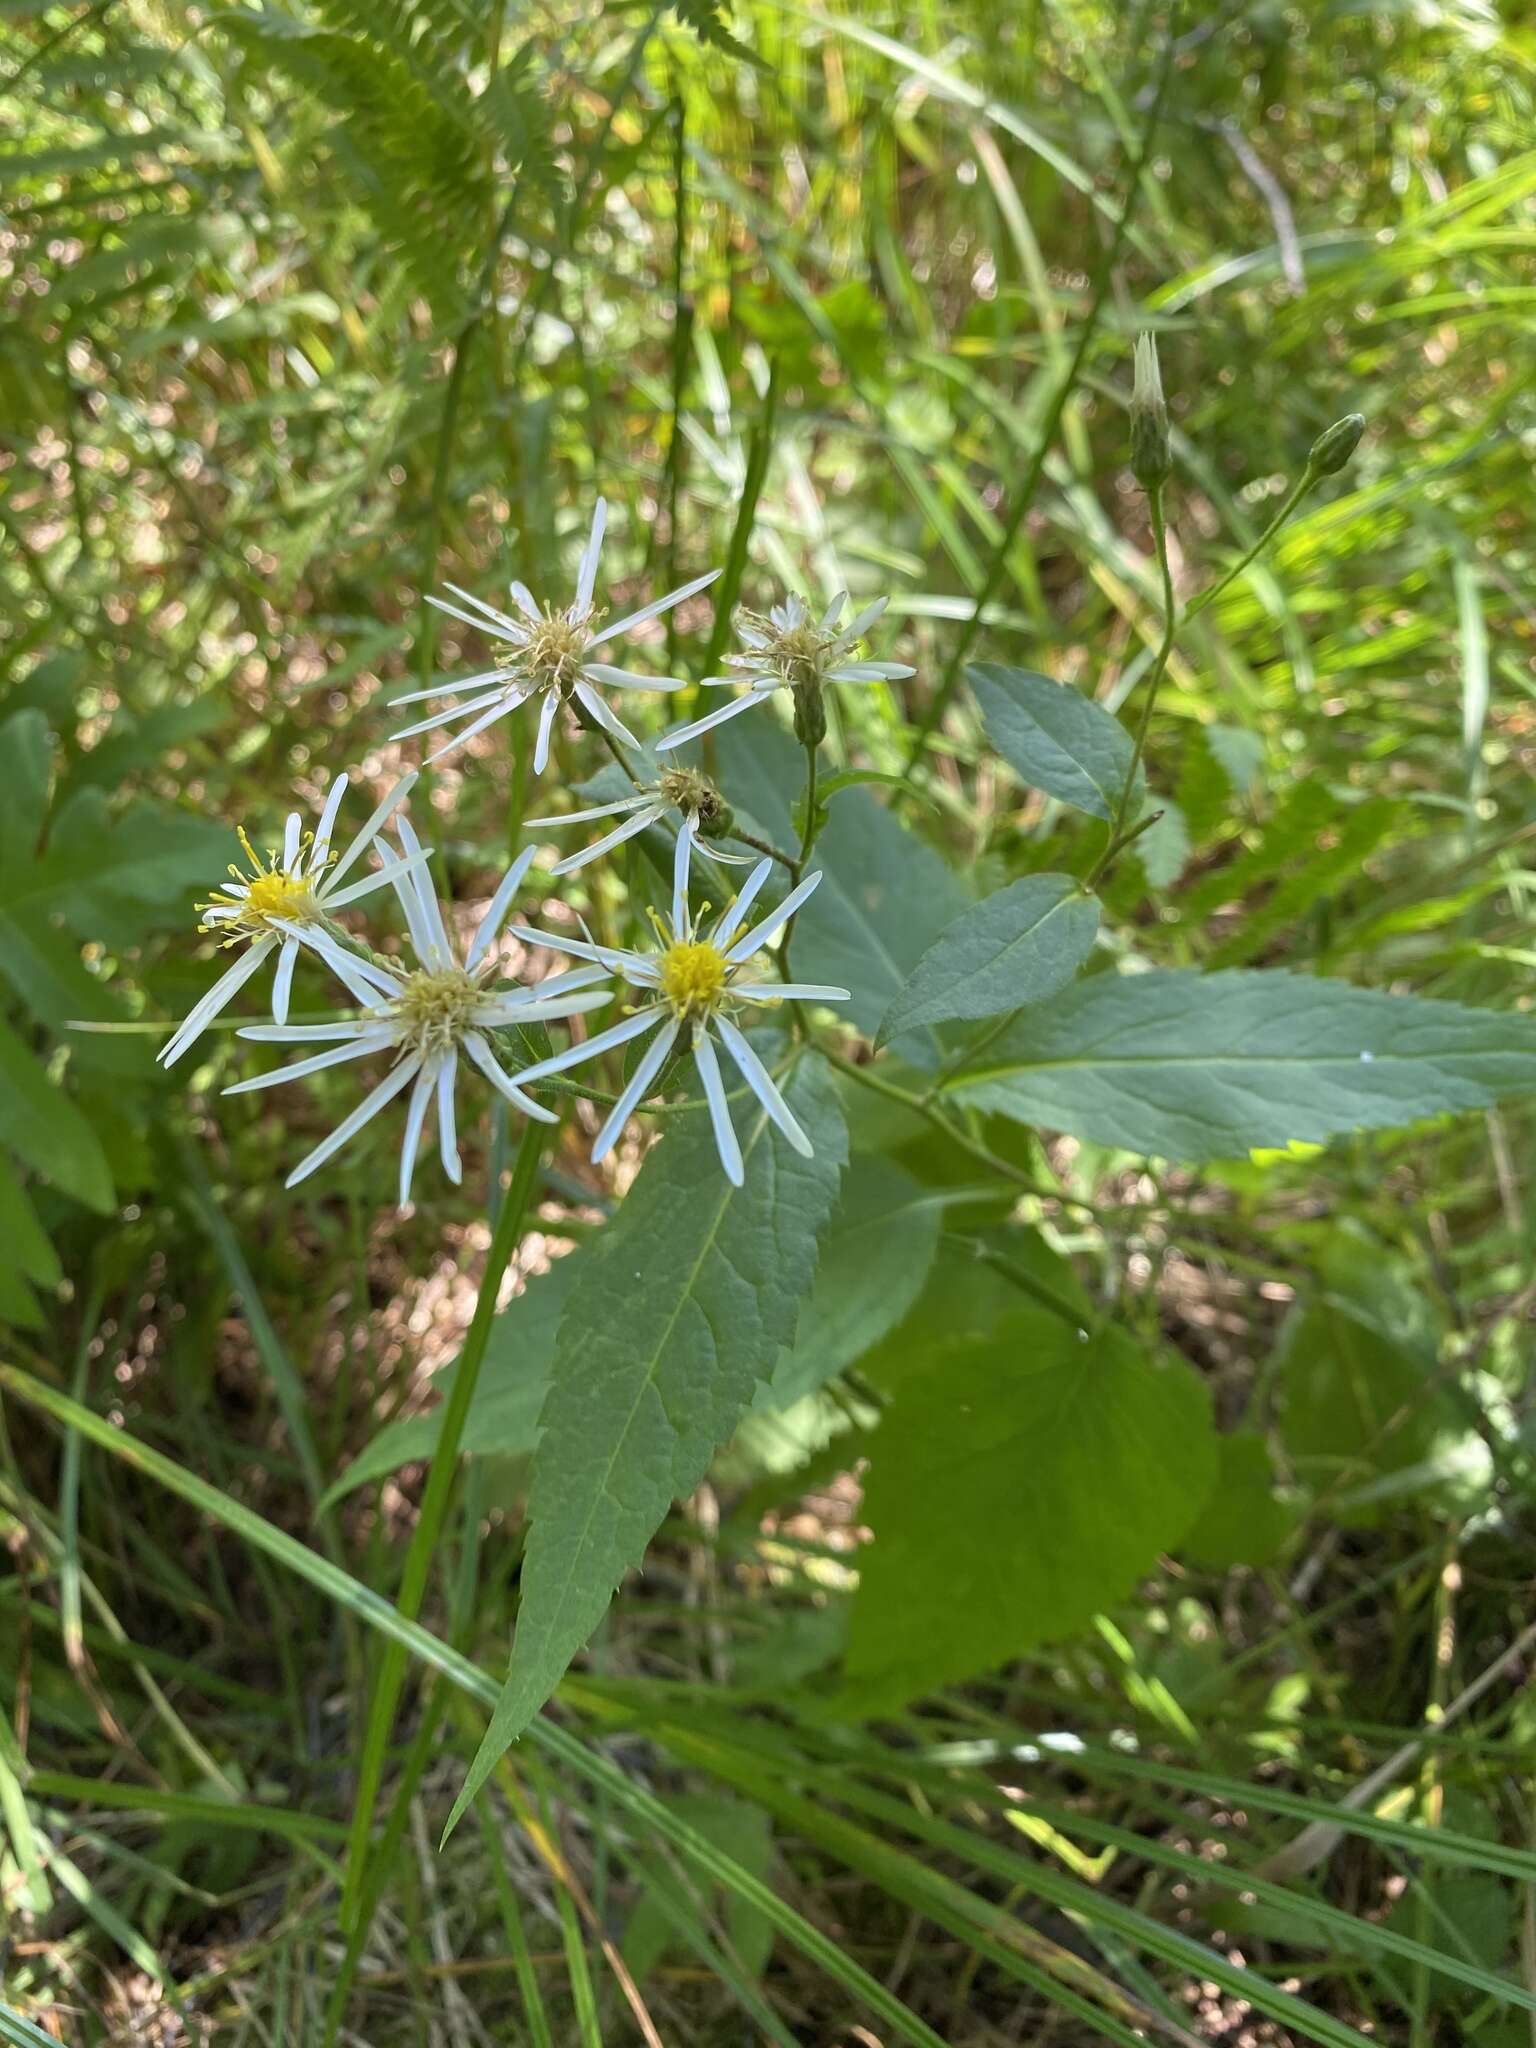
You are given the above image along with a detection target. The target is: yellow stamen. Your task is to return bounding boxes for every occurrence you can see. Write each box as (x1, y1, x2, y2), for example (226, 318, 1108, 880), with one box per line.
(660, 939, 729, 1017)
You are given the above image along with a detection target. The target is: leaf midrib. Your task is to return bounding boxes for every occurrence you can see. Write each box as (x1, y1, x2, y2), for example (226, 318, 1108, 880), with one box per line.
(515, 1080, 789, 1704)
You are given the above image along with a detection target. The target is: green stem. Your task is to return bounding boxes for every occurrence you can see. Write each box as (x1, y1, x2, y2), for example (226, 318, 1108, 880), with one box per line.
(819, 1044, 1100, 1217)
(1183, 471, 1315, 623)
(335, 1117, 548, 1959)
(780, 735, 822, 992)
(900, 41, 1176, 783)
(1086, 485, 1176, 889)
(727, 825, 798, 870)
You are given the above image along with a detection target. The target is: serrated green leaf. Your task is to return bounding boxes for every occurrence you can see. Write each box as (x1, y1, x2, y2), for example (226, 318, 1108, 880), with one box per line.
(877, 875, 1097, 1045)
(0, 1019, 114, 1213)
(968, 663, 1144, 822)
(755, 1156, 942, 1410)
(450, 1058, 847, 1827)
(948, 968, 1536, 1161)
(843, 1314, 1215, 1711)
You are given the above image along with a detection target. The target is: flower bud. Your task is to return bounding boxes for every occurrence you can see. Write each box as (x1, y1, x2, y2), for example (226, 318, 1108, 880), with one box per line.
(1306, 412, 1365, 478)
(1129, 332, 1172, 490)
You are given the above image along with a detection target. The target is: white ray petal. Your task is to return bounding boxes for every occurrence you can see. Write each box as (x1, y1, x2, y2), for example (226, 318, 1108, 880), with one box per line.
(427, 591, 529, 641)
(272, 920, 399, 1009)
(461, 1030, 559, 1123)
(321, 847, 432, 911)
(509, 579, 541, 622)
(731, 982, 851, 1003)
(549, 802, 663, 875)
(466, 845, 536, 970)
(709, 858, 774, 951)
(388, 670, 509, 711)
(392, 687, 508, 743)
(325, 771, 418, 889)
(692, 1027, 742, 1185)
(391, 816, 451, 968)
(532, 687, 560, 776)
(590, 567, 721, 648)
(437, 1053, 461, 1184)
(525, 794, 647, 829)
(574, 499, 608, 615)
(842, 596, 888, 639)
(441, 581, 531, 639)
(591, 1016, 679, 1164)
(827, 661, 914, 682)
(653, 691, 765, 753)
(472, 987, 613, 1026)
(714, 1015, 813, 1155)
(820, 591, 848, 631)
(159, 938, 275, 1066)
(239, 1022, 367, 1043)
(286, 1056, 421, 1188)
(223, 1032, 393, 1095)
(725, 869, 823, 963)
(506, 923, 639, 973)
(398, 1060, 438, 1205)
(571, 681, 639, 751)
(271, 937, 299, 1026)
(672, 813, 696, 938)
(424, 691, 528, 766)
(309, 774, 350, 871)
(509, 1006, 664, 1085)
(580, 664, 687, 691)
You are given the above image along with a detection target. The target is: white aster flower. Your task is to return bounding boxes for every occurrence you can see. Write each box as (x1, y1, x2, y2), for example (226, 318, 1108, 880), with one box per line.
(656, 590, 914, 753)
(526, 763, 751, 876)
(505, 823, 847, 1186)
(159, 772, 424, 1069)
(226, 823, 612, 1205)
(392, 499, 721, 773)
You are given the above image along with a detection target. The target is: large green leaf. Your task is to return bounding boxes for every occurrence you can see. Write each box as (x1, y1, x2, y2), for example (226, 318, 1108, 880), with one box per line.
(755, 1156, 942, 1410)
(877, 875, 1098, 1045)
(714, 723, 966, 1050)
(843, 1313, 1215, 1711)
(0, 1019, 114, 1214)
(968, 663, 1144, 822)
(948, 968, 1536, 1161)
(451, 1057, 847, 1825)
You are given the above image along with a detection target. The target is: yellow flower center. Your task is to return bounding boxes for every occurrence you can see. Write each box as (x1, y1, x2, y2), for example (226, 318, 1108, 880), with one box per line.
(199, 829, 319, 944)
(495, 611, 598, 697)
(388, 967, 482, 1055)
(660, 939, 729, 1017)
(244, 869, 315, 922)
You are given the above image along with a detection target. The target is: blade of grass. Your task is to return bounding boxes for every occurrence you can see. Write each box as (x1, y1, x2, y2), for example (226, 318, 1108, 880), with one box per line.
(0, 1365, 949, 2048)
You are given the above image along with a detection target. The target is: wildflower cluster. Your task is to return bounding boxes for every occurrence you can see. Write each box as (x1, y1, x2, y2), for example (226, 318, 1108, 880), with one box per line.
(162, 500, 913, 1200)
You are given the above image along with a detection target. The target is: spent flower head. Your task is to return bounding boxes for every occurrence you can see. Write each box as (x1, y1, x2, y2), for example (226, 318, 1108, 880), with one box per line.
(525, 762, 746, 877)
(160, 773, 423, 1068)
(655, 590, 915, 755)
(392, 500, 720, 773)
(229, 821, 610, 1204)
(506, 823, 847, 1185)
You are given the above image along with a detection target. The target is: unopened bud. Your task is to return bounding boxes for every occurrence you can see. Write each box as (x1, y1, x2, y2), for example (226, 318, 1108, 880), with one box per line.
(1306, 412, 1365, 478)
(1129, 332, 1172, 490)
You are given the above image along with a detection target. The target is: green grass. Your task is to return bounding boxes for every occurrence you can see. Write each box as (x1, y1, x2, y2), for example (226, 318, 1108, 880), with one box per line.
(4, 0, 1536, 2041)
